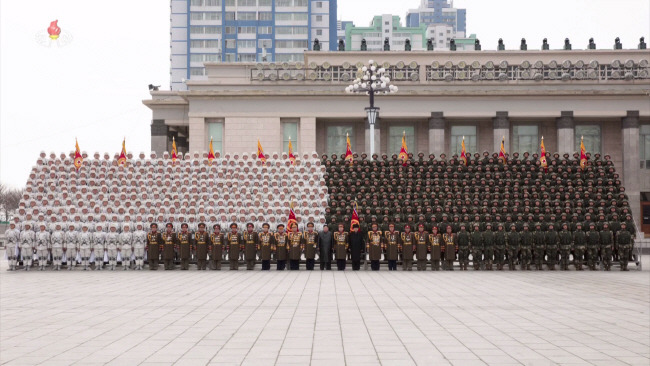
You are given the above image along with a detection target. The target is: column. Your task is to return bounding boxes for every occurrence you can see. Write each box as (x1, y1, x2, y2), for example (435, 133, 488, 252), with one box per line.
(622, 110, 640, 233)
(150, 119, 168, 156)
(188, 117, 206, 154)
(428, 112, 446, 157)
(493, 111, 509, 153)
(556, 111, 575, 156)
(299, 117, 317, 154)
(365, 117, 380, 158)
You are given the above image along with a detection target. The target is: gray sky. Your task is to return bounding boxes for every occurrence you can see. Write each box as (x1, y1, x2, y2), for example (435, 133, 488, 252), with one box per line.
(1, 0, 648, 188)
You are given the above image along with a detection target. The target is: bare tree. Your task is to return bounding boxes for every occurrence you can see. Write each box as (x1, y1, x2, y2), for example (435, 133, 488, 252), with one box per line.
(0, 183, 24, 221)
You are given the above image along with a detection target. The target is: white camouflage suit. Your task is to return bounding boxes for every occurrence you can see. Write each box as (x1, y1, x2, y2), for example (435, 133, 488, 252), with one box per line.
(20, 227, 35, 269)
(35, 229, 51, 270)
(50, 227, 64, 270)
(105, 228, 119, 270)
(92, 227, 106, 270)
(118, 228, 133, 270)
(78, 229, 92, 269)
(64, 228, 78, 270)
(133, 227, 147, 270)
(5, 225, 20, 270)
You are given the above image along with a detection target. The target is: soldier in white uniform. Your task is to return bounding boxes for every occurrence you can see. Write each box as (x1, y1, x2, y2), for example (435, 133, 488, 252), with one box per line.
(105, 224, 119, 270)
(79, 224, 92, 270)
(119, 224, 133, 270)
(20, 222, 35, 270)
(64, 223, 78, 270)
(50, 223, 64, 270)
(5, 222, 19, 271)
(36, 223, 51, 270)
(133, 222, 147, 270)
(92, 224, 106, 270)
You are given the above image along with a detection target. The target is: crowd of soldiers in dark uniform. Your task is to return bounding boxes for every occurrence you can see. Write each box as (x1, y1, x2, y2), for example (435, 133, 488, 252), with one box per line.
(321, 150, 638, 271)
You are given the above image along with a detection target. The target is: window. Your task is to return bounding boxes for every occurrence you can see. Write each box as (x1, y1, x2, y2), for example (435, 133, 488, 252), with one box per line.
(237, 12, 256, 20)
(512, 125, 539, 155)
(575, 125, 601, 155)
(225, 12, 235, 20)
(225, 0, 235, 5)
(207, 120, 224, 152)
(258, 26, 273, 34)
(259, 12, 273, 21)
(385, 29, 389, 33)
(327, 126, 355, 155)
(191, 0, 203, 5)
(276, 26, 308, 35)
(316, 29, 322, 36)
(316, 15, 323, 22)
(316, 1, 323, 8)
(238, 26, 256, 34)
(190, 26, 222, 34)
(191, 40, 219, 48)
(385, 21, 389, 25)
(225, 26, 236, 34)
(190, 54, 220, 62)
(205, 0, 221, 5)
(282, 121, 299, 153)
(276, 0, 305, 6)
(276, 40, 308, 48)
(258, 0, 271, 5)
(258, 39, 272, 49)
(640, 125, 650, 169)
(237, 0, 256, 5)
(237, 40, 256, 48)
(191, 12, 221, 20)
(450, 126, 477, 155)
(237, 54, 257, 62)
(275, 53, 304, 62)
(190, 67, 205, 76)
(225, 39, 236, 48)
(276, 13, 308, 21)
(388, 126, 415, 155)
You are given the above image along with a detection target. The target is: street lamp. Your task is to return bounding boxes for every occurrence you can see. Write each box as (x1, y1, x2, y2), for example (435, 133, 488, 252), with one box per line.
(345, 60, 398, 159)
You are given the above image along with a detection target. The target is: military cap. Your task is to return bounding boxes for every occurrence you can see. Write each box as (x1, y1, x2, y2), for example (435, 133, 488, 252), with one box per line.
(277, 224, 285, 229)
(181, 223, 188, 228)
(246, 222, 254, 228)
(213, 224, 221, 229)
(150, 223, 158, 228)
(229, 222, 238, 228)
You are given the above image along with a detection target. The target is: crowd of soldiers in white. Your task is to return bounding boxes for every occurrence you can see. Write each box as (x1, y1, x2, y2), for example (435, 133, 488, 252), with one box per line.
(5, 150, 329, 270)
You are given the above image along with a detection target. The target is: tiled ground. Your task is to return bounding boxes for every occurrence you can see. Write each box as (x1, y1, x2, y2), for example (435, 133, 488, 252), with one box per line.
(1, 253, 648, 366)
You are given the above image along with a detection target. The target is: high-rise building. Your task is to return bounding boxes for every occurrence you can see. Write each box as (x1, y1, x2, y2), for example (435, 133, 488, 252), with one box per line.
(170, 0, 338, 91)
(345, 15, 427, 51)
(406, 0, 467, 50)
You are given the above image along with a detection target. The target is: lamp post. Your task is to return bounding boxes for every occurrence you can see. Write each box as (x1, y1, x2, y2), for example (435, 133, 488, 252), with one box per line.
(345, 60, 398, 159)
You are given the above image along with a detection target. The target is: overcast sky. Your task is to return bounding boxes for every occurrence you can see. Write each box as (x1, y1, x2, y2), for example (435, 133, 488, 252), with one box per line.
(1, 0, 648, 188)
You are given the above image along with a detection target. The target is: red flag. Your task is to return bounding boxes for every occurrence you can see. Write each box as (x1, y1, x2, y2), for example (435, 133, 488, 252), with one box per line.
(498, 136, 507, 163)
(171, 137, 178, 164)
(118, 138, 127, 166)
(398, 131, 408, 167)
(579, 136, 587, 170)
(350, 201, 360, 231)
(208, 137, 215, 165)
(540, 136, 548, 172)
(344, 133, 353, 164)
(460, 137, 467, 166)
(287, 202, 297, 230)
(257, 139, 266, 164)
(288, 137, 296, 165)
(74, 138, 83, 171)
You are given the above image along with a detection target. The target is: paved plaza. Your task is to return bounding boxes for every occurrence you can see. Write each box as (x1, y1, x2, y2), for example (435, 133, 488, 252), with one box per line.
(1, 253, 649, 366)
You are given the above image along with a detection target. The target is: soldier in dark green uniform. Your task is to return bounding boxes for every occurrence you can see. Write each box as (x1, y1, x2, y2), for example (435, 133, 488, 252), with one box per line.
(401, 224, 415, 271)
(259, 223, 274, 270)
(616, 222, 633, 271)
(227, 223, 243, 270)
(414, 223, 430, 271)
(243, 223, 259, 270)
(194, 223, 210, 270)
(146, 223, 162, 270)
(572, 223, 586, 271)
(544, 223, 559, 270)
(177, 223, 192, 270)
(558, 223, 572, 271)
(494, 223, 506, 270)
(303, 223, 318, 270)
(442, 225, 456, 270)
(288, 223, 302, 270)
(506, 224, 520, 271)
(470, 224, 483, 270)
(456, 224, 470, 271)
(532, 223, 546, 270)
(274, 224, 289, 270)
(586, 223, 600, 271)
(600, 222, 614, 271)
(162, 223, 176, 270)
(209, 224, 224, 270)
(384, 223, 400, 271)
(520, 224, 533, 270)
(334, 223, 349, 270)
(482, 223, 495, 270)
(367, 223, 384, 271)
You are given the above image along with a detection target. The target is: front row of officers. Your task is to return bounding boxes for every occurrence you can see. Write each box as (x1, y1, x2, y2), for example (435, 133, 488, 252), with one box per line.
(5, 219, 635, 272)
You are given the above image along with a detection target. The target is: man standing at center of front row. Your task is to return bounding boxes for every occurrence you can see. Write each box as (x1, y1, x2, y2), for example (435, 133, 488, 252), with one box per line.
(367, 223, 384, 271)
(334, 223, 349, 270)
(275, 224, 288, 270)
(288, 223, 302, 270)
(162, 223, 176, 270)
(259, 223, 274, 270)
(146, 223, 162, 270)
(349, 224, 364, 271)
(227, 223, 243, 270)
(177, 223, 192, 270)
(194, 223, 210, 270)
(318, 224, 333, 270)
(210, 224, 224, 270)
(385, 223, 399, 271)
(243, 223, 258, 270)
(303, 223, 318, 270)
